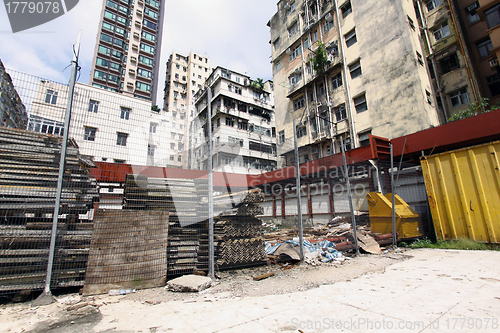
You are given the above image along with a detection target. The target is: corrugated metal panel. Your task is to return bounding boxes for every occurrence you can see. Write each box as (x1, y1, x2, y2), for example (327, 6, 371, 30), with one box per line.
(420, 141, 500, 243)
(311, 194, 330, 214)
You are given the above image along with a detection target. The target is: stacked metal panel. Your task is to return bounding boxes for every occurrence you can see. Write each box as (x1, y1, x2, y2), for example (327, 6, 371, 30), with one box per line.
(0, 127, 99, 294)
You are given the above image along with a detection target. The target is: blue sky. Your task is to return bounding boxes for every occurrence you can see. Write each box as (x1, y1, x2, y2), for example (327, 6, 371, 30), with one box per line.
(0, 0, 278, 105)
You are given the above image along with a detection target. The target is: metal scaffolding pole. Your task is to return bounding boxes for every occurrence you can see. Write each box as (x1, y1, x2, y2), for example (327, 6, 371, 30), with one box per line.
(340, 136, 359, 256)
(34, 30, 81, 306)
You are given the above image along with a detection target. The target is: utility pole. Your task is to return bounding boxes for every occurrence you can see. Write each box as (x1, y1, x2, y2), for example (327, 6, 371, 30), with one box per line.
(207, 87, 215, 279)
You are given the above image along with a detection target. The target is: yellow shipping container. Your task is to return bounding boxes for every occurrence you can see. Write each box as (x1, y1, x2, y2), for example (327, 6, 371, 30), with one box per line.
(420, 140, 500, 243)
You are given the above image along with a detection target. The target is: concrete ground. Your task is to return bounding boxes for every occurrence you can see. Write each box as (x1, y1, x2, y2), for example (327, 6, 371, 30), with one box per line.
(3, 248, 500, 332)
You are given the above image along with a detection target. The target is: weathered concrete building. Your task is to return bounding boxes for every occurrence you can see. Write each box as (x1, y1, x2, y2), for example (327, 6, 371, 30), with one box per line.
(28, 81, 169, 166)
(0, 60, 28, 129)
(163, 51, 211, 168)
(268, 0, 441, 166)
(190, 67, 277, 174)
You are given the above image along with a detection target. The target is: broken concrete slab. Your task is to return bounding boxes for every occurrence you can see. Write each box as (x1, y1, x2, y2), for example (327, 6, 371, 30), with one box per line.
(166, 275, 212, 292)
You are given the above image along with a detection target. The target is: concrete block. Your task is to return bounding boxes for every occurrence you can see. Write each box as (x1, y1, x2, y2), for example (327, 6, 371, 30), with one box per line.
(166, 275, 212, 292)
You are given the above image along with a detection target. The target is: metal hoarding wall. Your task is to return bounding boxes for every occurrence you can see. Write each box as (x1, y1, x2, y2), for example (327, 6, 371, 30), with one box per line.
(420, 141, 500, 243)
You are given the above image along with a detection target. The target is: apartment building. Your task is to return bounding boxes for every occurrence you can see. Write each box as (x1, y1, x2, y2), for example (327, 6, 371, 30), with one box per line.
(28, 81, 169, 166)
(163, 51, 211, 168)
(89, 0, 165, 102)
(452, 0, 500, 106)
(0, 60, 28, 129)
(190, 67, 277, 174)
(268, 0, 441, 166)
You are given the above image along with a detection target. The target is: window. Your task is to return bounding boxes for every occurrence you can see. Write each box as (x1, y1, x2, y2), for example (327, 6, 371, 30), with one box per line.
(120, 107, 130, 120)
(349, 60, 362, 79)
(116, 132, 128, 146)
(286, 1, 296, 14)
(88, 100, 99, 113)
(450, 88, 469, 107)
(294, 96, 305, 110)
(143, 19, 157, 30)
(45, 89, 58, 104)
(426, 0, 442, 12)
(323, 20, 334, 33)
(408, 15, 416, 31)
(487, 73, 500, 96)
(84, 127, 96, 141)
(170, 142, 175, 149)
(178, 155, 182, 162)
(331, 73, 343, 90)
(296, 125, 306, 138)
(238, 121, 248, 130)
(439, 53, 459, 74)
(289, 44, 302, 61)
(485, 4, 500, 28)
(139, 55, 153, 66)
(288, 22, 298, 37)
(416, 52, 424, 66)
(345, 29, 357, 48)
(426, 90, 432, 104)
(137, 68, 152, 79)
(289, 71, 302, 86)
(279, 130, 285, 144)
(169, 155, 174, 161)
(312, 30, 318, 42)
(226, 117, 235, 127)
(477, 39, 493, 59)
(354, 94, 368, 113)
(141, 31, 155, 42)
(318, 82, 325, 97)
(433, 22, 450, 41)
(148, 145, 155, 157)
(466, 2, 480, 25)
(335, 104, 347, 121)
(359, 131, 371, 147)
(150, 122, 157, 133)
(136, 81, 151, 92)
(341, 1, 352, 18)
(140, 43, 155, 54)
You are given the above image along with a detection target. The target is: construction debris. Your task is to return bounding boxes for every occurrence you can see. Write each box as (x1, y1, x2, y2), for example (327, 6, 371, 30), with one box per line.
(253, 272, 275, 281)
(166, 275, 212, 292)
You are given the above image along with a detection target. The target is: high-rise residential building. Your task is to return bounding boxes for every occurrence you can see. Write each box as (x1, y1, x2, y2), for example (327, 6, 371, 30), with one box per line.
(268, 0, 441, 166)
(0, 60, 28, 129)
(90, 0, 165, 103)
(189, 67, 277, 174)
(163, 51, 211, 168)
(450, 0, 500, 107)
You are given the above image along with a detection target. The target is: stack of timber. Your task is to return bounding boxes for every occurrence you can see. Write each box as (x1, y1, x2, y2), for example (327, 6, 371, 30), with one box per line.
(167, 221, 208, 275)
(123, 175, 199, 225)
(213, 189, 266, 269)
(0, 127, 99, 215)
(0, 127, 99, 293)
(123, 175, 210, 276)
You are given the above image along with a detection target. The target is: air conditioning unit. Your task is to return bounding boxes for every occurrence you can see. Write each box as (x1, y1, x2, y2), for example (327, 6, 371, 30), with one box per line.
(325, 13, 333, 21)
(137, 9, 142, 15)
(133, 32, 140, 38)
(467, 2, 479, 12)
(286, 48, 292, 54)
(135, 20, 141, 26)
(127, 82, 134, 87)
(129, 69, 135, 75)
(132, 44, 138, 50)
(130, 56, 137, 62)
(489, 59, 498, 67)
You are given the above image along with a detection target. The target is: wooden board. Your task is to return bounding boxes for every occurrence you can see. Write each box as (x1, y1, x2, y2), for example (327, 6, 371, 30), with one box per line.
(82, 210, 169, 295)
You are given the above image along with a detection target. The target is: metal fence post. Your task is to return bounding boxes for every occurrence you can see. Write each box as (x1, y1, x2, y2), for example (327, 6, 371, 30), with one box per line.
(34, 31, 81, 305)
(207, 87, 215, 279)
(391, 143, 397, 248)
(340, 137, 359, 256)
(293, 119, 304, 260)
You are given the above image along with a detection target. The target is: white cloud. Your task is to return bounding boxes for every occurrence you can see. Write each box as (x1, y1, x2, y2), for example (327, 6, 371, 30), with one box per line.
(0, 0, 278, 105)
